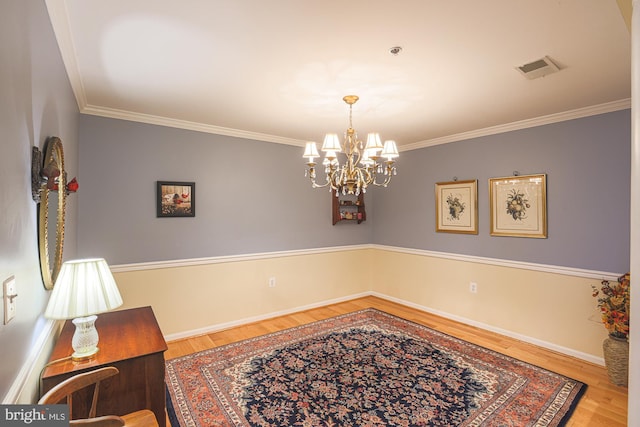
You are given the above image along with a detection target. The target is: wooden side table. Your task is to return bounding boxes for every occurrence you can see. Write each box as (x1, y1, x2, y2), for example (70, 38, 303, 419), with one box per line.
(41, 306, 168, 427)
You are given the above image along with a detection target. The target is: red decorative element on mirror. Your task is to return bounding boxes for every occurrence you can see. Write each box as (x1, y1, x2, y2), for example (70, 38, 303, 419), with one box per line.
(66, 177, 79, 193)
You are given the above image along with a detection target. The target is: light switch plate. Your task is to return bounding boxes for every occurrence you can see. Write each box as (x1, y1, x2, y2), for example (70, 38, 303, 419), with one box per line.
(3, 275, 17, 324)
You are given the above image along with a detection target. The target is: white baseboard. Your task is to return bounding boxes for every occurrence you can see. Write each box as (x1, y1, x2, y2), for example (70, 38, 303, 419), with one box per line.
(164, 292, 371, 342)
(370, 291, 605, 366)
(165, 290, 604, 367)
(2, 318, 60, 404)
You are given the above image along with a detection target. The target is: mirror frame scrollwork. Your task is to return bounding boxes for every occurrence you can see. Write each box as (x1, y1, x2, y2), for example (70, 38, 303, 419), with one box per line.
(32, 137, 67, 290)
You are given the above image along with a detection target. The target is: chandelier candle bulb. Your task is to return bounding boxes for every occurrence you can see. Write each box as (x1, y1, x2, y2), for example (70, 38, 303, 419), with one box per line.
(365, 133, 383, 154)
(303, 142, 319, 162)
(322, 134, 342, 152)
(382, 140, 399, 160)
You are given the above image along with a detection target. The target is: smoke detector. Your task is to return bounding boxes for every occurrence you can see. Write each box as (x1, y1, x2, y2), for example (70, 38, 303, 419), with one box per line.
(516, 56, 560, 80)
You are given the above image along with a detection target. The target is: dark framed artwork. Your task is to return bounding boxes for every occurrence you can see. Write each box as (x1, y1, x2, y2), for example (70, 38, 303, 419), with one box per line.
(435, 179, 478, 234)
(156, 181, 195, 217)
(489, 174, 546, 238)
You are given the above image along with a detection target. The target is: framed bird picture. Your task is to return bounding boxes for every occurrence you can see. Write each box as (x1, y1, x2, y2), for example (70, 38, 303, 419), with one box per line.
(156, 181, 195, 217)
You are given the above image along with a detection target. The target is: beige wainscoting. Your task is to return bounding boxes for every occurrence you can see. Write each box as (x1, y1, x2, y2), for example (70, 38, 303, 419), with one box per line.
(370, 247, 614, 364)
(112, 247, 374, 338)
(112, 245, 615, 363)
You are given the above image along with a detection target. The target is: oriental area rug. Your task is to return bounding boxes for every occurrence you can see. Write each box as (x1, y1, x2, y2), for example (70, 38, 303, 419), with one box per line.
(165, 309, 585, 427)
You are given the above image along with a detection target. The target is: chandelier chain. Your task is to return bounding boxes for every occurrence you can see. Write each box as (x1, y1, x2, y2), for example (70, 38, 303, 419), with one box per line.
(349, 103, 353, 130)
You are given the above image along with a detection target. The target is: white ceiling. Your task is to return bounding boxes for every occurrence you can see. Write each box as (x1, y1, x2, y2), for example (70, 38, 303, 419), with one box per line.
(46, 0, 631, 150)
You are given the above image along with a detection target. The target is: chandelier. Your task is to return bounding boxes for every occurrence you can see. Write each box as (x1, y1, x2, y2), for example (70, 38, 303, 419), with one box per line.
(303, 95, 399, 196)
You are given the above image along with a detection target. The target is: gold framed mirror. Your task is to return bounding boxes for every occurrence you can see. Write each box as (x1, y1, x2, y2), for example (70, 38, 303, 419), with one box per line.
(33, 137, 67, 290)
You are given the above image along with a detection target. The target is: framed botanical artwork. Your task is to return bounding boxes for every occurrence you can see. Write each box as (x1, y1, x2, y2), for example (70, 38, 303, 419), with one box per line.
(489, 174, 546, 238)
(156, 181, 195, 217)
(435, 179, 478, 234)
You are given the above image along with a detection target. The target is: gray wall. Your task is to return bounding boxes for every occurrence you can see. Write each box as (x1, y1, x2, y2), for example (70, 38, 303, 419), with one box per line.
(374, 110, 631, 273)
(0, 0, 79, 400)
(78, 110, 631, 274)
(78, 116, 373, 265)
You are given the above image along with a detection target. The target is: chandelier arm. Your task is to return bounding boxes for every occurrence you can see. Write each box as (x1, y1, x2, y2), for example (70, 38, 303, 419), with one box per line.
(308, 173, 331, 189)
(352, 148, 363, 169)
(311, 179, 331, 189)
(330, 167, 344, 192)
(359, 167, 373, 187)
(344, 132, 359, 167)
(305, 163, 335, 189)
(370, 177, 391, 187)
(367, 162, 379, 184)
(370, 162, 395, 187)
(357, 168, 368, 193)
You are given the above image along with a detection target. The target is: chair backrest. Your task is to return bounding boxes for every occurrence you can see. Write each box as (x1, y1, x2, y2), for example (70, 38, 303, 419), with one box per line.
(39, 366, 121, 421)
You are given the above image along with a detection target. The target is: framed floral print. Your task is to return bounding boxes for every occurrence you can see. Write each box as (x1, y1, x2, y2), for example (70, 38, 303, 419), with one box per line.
(156, 181, 195, 217)
(435, 179, 478, 234)
(489, 174, 546, 238)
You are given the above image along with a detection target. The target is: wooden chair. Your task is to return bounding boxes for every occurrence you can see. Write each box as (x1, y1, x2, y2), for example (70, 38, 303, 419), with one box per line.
(38, 366, 159, 427)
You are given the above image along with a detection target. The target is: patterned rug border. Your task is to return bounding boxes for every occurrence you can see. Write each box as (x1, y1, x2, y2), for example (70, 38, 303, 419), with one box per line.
(166, 308, 587, 426)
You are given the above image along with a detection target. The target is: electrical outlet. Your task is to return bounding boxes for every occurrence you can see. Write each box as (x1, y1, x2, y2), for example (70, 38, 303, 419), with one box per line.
(268, 277, 276, 288)
(469, 282, 478, 294)
(3, 275, 17, 324)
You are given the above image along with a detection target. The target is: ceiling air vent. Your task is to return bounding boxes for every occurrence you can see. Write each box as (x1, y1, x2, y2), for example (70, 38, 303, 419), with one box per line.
(516, 56, 560, 80)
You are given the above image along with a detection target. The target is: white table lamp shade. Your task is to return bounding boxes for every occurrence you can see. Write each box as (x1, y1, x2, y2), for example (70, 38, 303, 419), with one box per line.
(45, 258, 123, 320)
(45, 258, 123, 360)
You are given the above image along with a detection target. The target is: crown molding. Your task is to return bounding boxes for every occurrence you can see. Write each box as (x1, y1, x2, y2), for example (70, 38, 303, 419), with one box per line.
(47, 1, 630, 151)
(400, 98, 632, 152)
(45, 0, 88, 111)
(81, 105, 306, 147)
(81, 98, 631, 151)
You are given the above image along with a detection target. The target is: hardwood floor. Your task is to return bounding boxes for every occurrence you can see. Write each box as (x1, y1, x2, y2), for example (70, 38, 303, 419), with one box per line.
(165, 296, 628, 426)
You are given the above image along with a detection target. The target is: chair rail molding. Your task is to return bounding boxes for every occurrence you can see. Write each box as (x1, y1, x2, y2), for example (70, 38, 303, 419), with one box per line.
(111, 244, 620, 281)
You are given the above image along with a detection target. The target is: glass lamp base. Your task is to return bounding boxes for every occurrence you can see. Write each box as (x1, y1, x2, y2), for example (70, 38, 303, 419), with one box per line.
(71, 346, 99, 361)
(71, 314, 100, 361)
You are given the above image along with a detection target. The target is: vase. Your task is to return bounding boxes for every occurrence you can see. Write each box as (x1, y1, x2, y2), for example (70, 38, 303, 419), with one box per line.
(602, 335, 629, 386)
